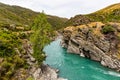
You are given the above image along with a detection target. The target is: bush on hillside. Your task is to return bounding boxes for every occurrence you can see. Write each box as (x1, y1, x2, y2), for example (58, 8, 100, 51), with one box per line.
(101, 25, 115, 34)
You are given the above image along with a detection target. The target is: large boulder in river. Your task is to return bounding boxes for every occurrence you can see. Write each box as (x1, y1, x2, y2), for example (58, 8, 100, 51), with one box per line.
(61, 22, 120, 72)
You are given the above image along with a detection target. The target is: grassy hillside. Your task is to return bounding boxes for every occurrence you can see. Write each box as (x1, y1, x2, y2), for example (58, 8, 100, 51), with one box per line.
(0, 5, 56, 80)
(47, 15, 68, 30)
(0, 3, 68, 79)
(87, 3, 120, 22)
(63, 15, 92, 26)
(64, 3, 120, 27)
(0, 2, 68, 30)
(0, 3, 38, 25)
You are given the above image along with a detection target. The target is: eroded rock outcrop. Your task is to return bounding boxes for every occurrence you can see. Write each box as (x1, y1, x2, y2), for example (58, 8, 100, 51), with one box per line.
(61, 22, 120, 72)
(13, 39, 66, 80)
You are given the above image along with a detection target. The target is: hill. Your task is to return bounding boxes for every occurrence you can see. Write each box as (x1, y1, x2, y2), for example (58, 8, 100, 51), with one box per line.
(64, 3, 120, 26)
(0, 6, 64, 80)
(0, 2, 68, 30)
(0, 3, 68, 79)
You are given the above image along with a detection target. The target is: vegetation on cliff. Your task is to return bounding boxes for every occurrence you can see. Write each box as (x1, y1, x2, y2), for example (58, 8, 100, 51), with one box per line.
(0, 8, 55, 80)
(0, 12, 54, 80)
(101, 25, 115, 34)
(0, 24, 29, 80)
(30, 12, 53, 65)
(0, 2, 59, 80)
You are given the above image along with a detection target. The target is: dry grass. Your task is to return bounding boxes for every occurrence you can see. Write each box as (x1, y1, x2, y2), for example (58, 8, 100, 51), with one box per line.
(64, 26, 76, 32)
(95, 3, 120, 14)
(67, 22, 105, 37)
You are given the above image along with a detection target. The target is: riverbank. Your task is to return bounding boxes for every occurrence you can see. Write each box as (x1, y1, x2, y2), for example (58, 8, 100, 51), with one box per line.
(61, 22, 120, 72)
(28, 64, 66, 80)
(10, 38, 66, 80)
(23, 39, 67, 80)
(44, 39, 120, 80)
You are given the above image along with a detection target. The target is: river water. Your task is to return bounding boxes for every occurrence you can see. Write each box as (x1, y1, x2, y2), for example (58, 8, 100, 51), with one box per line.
(44, 39, 120, 80)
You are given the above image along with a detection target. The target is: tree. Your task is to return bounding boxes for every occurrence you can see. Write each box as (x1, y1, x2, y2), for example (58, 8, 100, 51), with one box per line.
(31, 12, 53, 65)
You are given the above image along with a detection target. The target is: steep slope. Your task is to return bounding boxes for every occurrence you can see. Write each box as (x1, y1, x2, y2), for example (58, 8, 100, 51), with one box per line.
(93, 3, 120, 13)
(64, 3, 120, 27)
(61, 22, 120, 72)
(0, 2, 67, 80)
(87, 3, 120, 22)
(0, 2, 68, 30)
(64, 15, 92, 26)
(0, 7, 66, 80)
(0, 2, 38, 25)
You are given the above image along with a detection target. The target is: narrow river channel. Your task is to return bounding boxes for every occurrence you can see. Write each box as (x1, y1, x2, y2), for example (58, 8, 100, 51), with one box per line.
(44, 39, 120, 80)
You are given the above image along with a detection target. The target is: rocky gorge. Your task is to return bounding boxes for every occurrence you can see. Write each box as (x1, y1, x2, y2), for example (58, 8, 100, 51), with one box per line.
(61, 22, 120, 72)
(0, 2, 120, 80)
(13, 39, 66, 80)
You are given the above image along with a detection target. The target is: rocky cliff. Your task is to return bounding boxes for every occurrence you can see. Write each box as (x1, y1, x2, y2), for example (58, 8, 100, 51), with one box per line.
(61, 22, 120, 72)
(16, 39, 66, 80)
(0, 22, 66, 80)
(23, 40, 66, 80)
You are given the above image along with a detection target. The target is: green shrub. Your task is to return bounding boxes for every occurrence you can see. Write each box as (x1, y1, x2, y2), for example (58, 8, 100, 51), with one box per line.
(19, 32, 28, 39)
(1, 61, 12, 69)
(101, 25, 115, 34)
(6, 70, 13, 78)
(26, 77, 34, 80)
(0, 60, 15, 79)
(0, 30, 21, 57)
(13, 55, 25, 67)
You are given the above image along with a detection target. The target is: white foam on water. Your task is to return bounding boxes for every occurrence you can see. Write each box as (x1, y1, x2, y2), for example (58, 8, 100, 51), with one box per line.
(81, 66, 85, 69)
(89, 65, 105, 73)
(104, 71, 120, 77)
(89, 65, 120, 77)
(92, 75, 107, 80)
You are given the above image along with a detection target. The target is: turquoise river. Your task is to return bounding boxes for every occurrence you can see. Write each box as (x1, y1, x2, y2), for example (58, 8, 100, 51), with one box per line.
(44, 39, 120, 80)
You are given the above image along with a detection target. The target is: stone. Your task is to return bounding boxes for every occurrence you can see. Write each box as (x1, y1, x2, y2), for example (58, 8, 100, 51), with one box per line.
(33, 68, 42, 80)
(61, 22, 120, 72)
(67, 41, 80, 54)
(31, 65, 67, 80)
(80, 52, 85, 57)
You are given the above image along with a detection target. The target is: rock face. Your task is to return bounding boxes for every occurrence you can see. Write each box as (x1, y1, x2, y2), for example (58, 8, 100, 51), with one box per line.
(61, 22, 120, 72)
(13, 39, 66, 80)
(31, 64, 66, 80)
(25, 41, 66, 80)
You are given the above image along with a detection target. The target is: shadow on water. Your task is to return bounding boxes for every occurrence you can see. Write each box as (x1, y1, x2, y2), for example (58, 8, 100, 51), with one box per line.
(43, 39, 120, 80)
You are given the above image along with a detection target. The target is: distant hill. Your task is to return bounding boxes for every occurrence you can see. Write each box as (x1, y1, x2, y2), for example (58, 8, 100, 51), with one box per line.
(0, 2, 68, 30)
(64, 3, 120, 26)
(47, 15, 68, 30)
(1, 2, 120, 29)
